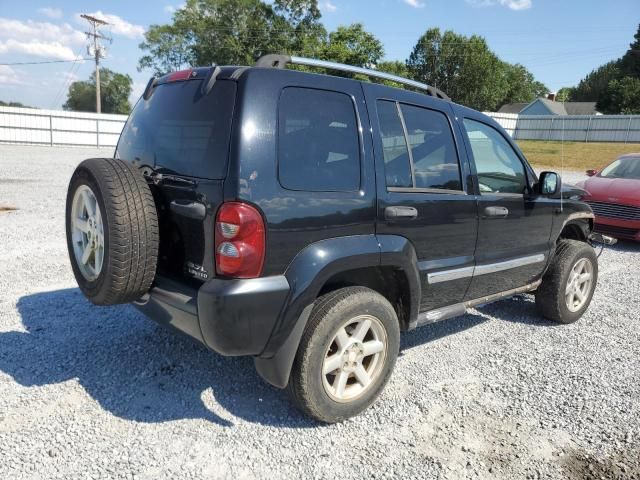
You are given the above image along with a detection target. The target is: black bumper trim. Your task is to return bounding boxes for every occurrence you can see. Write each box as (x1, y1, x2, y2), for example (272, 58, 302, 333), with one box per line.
(134, 275, 290, 357)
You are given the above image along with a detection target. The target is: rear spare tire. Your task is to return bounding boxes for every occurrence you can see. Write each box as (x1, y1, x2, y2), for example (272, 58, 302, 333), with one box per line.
(65, 158, 159, 305)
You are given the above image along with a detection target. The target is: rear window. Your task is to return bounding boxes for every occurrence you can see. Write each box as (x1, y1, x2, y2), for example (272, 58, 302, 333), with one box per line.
(116, 79, 236, 179)
(277, 87, 361, 192)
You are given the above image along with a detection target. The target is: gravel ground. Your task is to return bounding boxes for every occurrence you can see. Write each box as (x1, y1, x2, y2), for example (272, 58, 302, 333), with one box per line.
(1, 144, 639, 480)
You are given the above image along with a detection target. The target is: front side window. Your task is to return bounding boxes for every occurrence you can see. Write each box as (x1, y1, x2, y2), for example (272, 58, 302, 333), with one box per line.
(463, 119, 527, 194)
(278, 88, 360, 192)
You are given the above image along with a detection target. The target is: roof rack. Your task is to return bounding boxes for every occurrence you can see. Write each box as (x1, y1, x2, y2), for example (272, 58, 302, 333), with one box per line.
(255, 54, 450, 101)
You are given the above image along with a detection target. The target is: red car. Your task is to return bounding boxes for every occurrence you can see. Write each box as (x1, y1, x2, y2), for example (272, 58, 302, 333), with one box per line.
(576, 153, 640, 241)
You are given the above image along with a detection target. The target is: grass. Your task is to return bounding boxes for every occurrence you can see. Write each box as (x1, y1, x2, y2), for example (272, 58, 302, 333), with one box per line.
(516, 141, 640, 172)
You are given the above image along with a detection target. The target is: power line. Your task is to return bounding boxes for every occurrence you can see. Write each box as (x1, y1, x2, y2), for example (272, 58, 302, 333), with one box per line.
(0, 58, 92, 66)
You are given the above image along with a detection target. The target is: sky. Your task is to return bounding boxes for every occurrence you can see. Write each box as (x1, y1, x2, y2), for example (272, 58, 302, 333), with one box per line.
(0, 0, 638, 110)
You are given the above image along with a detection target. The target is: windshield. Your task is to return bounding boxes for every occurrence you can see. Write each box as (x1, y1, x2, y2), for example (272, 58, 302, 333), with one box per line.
(116, 79, 236, 179)
(600, 157, 640, 180)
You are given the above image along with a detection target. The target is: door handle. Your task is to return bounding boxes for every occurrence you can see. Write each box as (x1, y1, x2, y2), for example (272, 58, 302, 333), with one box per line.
(483, 206, 509, 218)
(170, 200, 206, 220)
(385, 206, 418, 220)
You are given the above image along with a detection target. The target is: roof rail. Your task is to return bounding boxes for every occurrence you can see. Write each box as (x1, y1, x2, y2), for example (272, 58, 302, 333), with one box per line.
(255, 54, 450, 101)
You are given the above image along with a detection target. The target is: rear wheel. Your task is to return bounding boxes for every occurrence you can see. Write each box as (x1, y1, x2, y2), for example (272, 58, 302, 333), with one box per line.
(535, 240, 598, 324)
(66, 158, 159, 305)
(287, 287, 400, 423)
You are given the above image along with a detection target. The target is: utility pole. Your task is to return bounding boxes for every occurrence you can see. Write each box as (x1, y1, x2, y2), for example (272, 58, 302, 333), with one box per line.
(80, 14, 111, 114)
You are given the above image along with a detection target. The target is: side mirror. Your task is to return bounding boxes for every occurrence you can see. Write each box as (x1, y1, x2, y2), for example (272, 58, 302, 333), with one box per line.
(586, 169, 598, 177)
(539, 171, 561, 196)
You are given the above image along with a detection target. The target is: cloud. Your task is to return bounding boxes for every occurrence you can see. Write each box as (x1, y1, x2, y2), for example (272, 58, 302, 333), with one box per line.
(0, 39, 80, 60)
(77, 11, 145, 39)
(0, 65, 22, 85)
(0, 18, 85, 60)
(322, 1, 337, 12)
(403, 0, 425, 7)
(38, 7, 63, 19)
(466, 0, 531, 10)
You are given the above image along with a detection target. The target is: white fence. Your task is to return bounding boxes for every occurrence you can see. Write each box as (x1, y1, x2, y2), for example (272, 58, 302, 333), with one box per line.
(486, 112, 640, 143)
(1, 106, 639, 148)
(0, 106, 127, 148)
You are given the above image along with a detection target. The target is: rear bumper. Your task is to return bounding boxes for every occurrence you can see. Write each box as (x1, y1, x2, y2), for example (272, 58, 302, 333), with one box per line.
(594, 217, 640, 241)
(133, 275, 290, 356)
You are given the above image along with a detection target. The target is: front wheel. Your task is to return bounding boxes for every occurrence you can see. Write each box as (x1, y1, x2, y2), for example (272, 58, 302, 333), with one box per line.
(535, 240, 598, 324)
(287, 287, 400, 423)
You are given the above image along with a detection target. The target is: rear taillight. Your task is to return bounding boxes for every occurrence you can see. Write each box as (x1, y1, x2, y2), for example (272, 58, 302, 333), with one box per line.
(215, 202, 265, 278)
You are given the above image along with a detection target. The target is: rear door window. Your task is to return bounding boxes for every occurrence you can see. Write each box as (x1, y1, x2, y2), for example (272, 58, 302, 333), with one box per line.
(116, 79, 236, 179)
(400, 104, 462, 191)
(278, 87, 361, 191)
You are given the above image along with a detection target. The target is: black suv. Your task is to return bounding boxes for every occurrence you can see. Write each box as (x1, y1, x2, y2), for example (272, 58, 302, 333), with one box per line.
(66, 55, 599, 423)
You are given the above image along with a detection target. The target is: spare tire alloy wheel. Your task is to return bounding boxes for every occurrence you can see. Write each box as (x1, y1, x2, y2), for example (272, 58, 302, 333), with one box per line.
(66, 158, 159, 306)
(322, 314, 387, 403)
(565, 257, 594, 313)
(70, 185, 104, 281)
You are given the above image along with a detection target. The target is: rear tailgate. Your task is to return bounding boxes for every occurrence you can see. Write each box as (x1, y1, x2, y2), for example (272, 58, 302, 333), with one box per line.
(115, 69, 236, 283)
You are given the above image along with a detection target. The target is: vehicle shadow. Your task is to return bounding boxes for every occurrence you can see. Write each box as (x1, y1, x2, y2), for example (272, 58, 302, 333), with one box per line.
(3, 288, 316, 428)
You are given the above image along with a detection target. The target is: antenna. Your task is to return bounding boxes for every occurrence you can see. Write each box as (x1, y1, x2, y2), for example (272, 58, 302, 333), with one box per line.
(80, 14, 112, 114)
(560, 110, 565, 213)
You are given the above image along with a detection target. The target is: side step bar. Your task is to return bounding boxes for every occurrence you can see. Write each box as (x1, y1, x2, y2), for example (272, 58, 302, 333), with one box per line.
(415, 280, 542, 327)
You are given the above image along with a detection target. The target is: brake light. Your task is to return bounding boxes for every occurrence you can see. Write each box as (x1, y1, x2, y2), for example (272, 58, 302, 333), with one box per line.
(167, 69, 193, 82)
(215, 202, 265, 278)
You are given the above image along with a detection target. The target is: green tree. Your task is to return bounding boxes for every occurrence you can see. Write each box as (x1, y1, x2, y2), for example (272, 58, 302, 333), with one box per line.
(0, 100, 33, 108)
(321, 23, 384, 67)
(138, 0, 328, 73)
(138, 24, 193, 76)
(598, 77, 640, 114)
(619, 23, 640, 78)
(63, 68, 132, 114)
(500, 63, 548, 105)
(407, 28, 540, 111)
(570, 61, 621, 102)
(556, 87, 574, 102)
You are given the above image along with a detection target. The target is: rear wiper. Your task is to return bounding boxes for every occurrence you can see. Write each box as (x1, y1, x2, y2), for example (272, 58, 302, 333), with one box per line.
(145, 171, 197, 187)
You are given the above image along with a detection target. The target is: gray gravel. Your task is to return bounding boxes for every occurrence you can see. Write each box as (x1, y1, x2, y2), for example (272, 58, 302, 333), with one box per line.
(1, 144, 639, 479)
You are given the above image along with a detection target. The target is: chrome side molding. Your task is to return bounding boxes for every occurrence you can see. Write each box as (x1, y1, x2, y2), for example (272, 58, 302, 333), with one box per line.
(427, 253, 546, 284)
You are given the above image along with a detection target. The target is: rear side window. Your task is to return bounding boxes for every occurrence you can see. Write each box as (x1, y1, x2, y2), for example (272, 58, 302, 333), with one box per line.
(116, 79, 236, 179)
(278, 87, 360, 191)
(401, 105, 462, 191)
(376, 101, 462, 191)
(377, 100, 412, 188)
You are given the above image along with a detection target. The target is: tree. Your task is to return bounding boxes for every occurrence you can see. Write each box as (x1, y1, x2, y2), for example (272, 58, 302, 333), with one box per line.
(619, 23, 640, 79)
(138, 0, 327, 73)
(406, 28, 544, 111)
(598, 77, 640, 114)
(500, 63, 548, 105)
(570, 61, 621, 102)
(321, 23, 384, 67)
(556, 87, 574, 102)
(138, 24, 193, 76)
(0, 100, 33, 108)
(63, 68, 132, 114)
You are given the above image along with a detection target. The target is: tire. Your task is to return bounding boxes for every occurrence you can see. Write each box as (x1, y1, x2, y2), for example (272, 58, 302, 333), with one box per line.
(535, 239, 598, 324)
(65, 158, 159, 305)
(287, 287, 400, 423)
